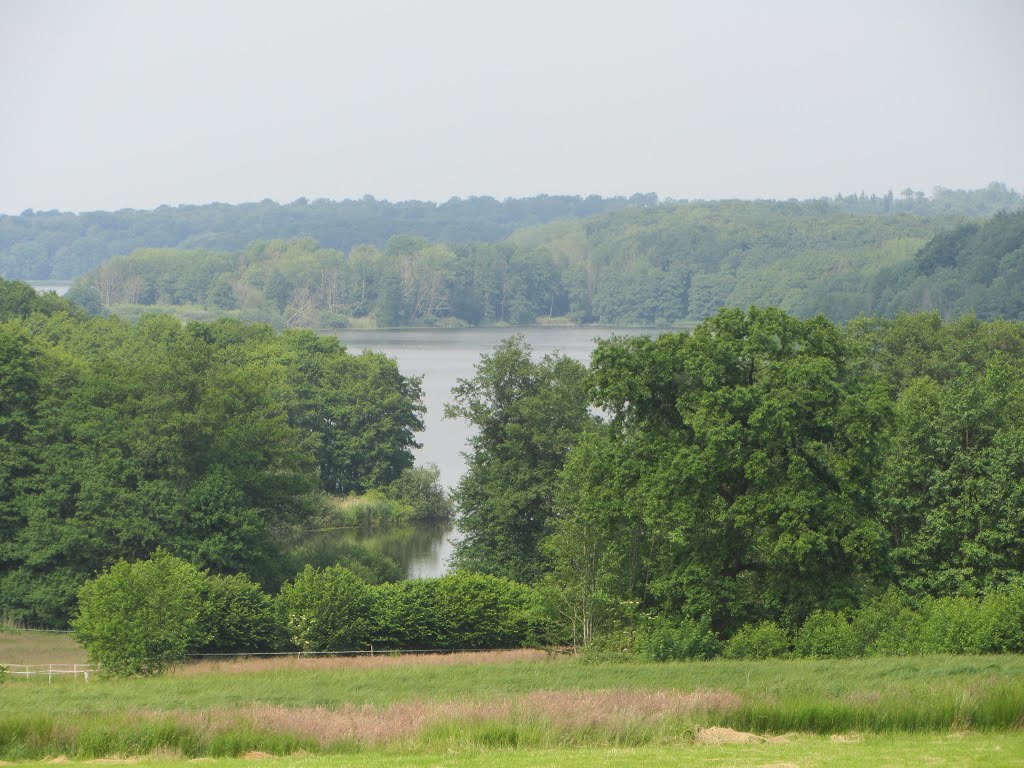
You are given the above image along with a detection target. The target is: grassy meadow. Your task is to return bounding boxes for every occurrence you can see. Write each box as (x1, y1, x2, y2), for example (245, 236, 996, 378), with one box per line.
(2, 642, 1023, 763)
(0, 625, 86, 665)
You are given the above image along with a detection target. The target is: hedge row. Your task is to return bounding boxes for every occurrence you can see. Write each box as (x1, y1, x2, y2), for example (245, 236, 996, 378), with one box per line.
(72, 553, 540, 676)
(634, 587, 1024, 662)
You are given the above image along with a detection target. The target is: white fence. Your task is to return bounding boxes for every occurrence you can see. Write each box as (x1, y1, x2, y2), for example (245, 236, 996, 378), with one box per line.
(2, 663, 96, 682)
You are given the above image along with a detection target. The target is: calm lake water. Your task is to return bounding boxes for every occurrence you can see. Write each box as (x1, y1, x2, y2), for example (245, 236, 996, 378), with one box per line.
(330, 326, 658, 489)
(29, 281, 72, 296)
(324, 326, 662, 578)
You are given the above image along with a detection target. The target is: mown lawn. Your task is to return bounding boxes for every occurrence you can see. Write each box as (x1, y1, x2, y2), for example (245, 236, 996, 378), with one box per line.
(2, 734, 1024, 767)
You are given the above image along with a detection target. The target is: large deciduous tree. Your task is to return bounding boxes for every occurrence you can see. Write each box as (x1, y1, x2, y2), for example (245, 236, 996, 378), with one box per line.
(557, 308, 890, 633)
(445, 336, 592, 583)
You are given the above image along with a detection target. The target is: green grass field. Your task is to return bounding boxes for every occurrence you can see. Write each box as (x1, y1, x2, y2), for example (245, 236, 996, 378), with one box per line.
(0, 626, 87, 665)
(2, 648, 1023, 762)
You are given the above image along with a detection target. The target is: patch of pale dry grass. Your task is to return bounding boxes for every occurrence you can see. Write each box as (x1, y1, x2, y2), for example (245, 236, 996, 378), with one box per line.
(159, 688, 740, 747)
(173, 648, 550, 676)
(159, 688, 737, 749)
(694, 726, 765, 745)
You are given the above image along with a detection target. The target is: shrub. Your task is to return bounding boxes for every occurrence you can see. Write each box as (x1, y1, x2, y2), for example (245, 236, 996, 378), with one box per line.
(373, 579, 442, 649)
(373, 572, 536, 650)
(866, 606, 926, 656)
(722, 621, 791, 660)
(794, 610, 859, 658)
(917, 597, 990, 654)
(431, 571, 535, 648)
(851, 589, 913, 653)
(385, 464, 454, 521)
(634, 616, 721, 661)
(277, 565, 373, 651)
(199, 573, 286, 654)
(72, 550, 208, 676)
(976, 583, 1024, 653)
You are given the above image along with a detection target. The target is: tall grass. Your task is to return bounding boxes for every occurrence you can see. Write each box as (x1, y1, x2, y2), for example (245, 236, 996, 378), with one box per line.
(2, 654, 1023, 759)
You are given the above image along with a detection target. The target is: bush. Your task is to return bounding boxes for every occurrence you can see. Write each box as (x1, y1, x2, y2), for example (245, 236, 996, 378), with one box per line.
(277, 565, 373, 651)
(373, 579, 442, 649)
(385, 464, 454, 521)
(723, 621, 791, 660)
(851, 590, 913, 654)
(373, 572, 536, 650)
(199, 573, 286, 654)
(917, 597, 990, 654)
(794, 610, 859, 658)
(976, 583, 1024, 653)
(634, 616, 721, 661)
(72, 551, 208, 676)
(432, 571, 535, 648)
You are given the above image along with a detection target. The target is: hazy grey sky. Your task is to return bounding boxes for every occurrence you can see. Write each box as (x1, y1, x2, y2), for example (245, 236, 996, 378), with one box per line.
(1, 0, 1022, 213)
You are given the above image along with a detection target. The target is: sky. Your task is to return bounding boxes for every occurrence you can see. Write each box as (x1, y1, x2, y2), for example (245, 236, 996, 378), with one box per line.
(1, 0, 1022, 214)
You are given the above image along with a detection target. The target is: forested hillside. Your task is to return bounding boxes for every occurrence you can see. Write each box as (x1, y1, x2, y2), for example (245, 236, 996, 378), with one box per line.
(873, 209, 1024, 318)
(2, 184, 1018, 284)
(64, 203, 961, 327)
(0, 194, 652, 280)
(0, 277, 424, 626)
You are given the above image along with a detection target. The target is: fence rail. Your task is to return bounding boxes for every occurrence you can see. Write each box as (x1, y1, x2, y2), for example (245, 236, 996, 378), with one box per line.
(2, 663, 96, 682)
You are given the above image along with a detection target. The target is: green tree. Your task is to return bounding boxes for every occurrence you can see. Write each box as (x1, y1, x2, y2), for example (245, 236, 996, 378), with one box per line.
(877, 355, 1024, 596)
(277, 565, 374, 651)
(71, 551, 208, 676)
(578, 308, 889, 632)
(445, 336, 592, 583)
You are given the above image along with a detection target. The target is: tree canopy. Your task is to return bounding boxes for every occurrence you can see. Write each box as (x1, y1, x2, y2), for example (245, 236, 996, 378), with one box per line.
(0, 279, 423, 626)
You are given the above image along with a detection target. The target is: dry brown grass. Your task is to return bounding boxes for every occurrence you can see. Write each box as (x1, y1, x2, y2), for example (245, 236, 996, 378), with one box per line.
(173, 648, 550, 676)
(160, 688, 741, 747)
(694, 726, 765, 745)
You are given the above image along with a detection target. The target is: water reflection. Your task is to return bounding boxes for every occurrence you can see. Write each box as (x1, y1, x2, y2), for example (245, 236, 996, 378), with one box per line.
(301, 522, 460, 580)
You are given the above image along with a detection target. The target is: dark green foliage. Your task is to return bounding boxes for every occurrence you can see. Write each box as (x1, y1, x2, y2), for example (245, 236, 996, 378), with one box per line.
(385, 464, 454, 521)
(793, 611, 859, 659)
(277, 565, 374, 651)
(71, 551, 208, 676)
(722, 622, 791, 660)
(198, 573, 285, 655)
(878, 209, 1024, 319)
(0, 295, 423, 626)
(374, 572, 536, 650)
(446, 337, 593, 583)
(285, 539, 402, 587)
(566, 308, 888, 633)
(633, 616, 721, 661)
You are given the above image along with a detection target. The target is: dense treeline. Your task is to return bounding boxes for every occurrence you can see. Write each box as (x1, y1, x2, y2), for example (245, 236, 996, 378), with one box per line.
(4, 184, 1019, 283)
(0, 194, 652, 280)
(450, 311, 1024, 648)
(0, 277, 425, 626)
(873, 209, 1024, 319)
(71, 193, 1024, 329)
(71, 549, 1024, 675)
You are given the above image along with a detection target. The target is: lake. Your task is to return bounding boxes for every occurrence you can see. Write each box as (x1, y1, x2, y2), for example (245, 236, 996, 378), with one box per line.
(330, 326, 659, 489)
(324, 326, 662, 578)
(28, 281, 72, 296)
